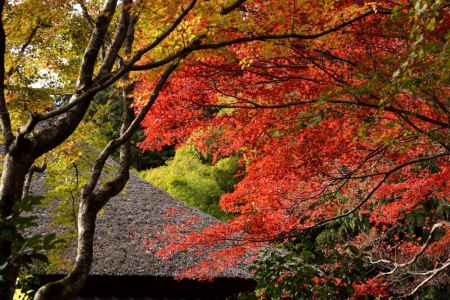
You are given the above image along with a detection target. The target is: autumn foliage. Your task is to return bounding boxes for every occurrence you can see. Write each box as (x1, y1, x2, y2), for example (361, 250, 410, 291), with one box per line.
(133, 0, 450, 298)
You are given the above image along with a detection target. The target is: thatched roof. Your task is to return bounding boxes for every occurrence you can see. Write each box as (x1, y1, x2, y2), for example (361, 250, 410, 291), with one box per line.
(27, 164, 249, 279)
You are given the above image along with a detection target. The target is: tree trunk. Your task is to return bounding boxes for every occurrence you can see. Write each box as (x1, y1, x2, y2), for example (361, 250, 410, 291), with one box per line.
(33, 196, 97, 300)
(0, 149, 34, 300)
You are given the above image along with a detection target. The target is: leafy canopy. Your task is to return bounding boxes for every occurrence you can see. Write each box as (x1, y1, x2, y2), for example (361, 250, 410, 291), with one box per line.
(135, 0, 450, 298)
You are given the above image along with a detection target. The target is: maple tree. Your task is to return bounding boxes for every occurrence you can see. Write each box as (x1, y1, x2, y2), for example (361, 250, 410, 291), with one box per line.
(135, 0, 450, 298)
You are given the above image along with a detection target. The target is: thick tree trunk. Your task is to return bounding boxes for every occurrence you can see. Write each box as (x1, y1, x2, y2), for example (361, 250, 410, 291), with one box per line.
(0, 150, 34, 300)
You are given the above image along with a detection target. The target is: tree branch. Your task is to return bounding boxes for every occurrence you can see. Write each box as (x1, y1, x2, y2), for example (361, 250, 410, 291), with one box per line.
(200, 96, 449, 128)
(19, 0, 196, 136)
(32, 1, 382, 135)
(75, 0, 95, 27)
(282, 152, 449, 239)
(198, 8, 391, 47)
(130, 0, 197, 58)
(370, 222, 450, 276)
(396, 112, 450, 151)
(91, 17, 136, 209)
(220, 0, 247, 15)
(402, 257, 450, 298)
(28, 0, 119, 158)
(77, 0, 118, 88)
(33, 14, 138, 300)
(97, 0, 132, 79)
(0, 1, 14, 147)
(133, 7, 390, 71)
(330, 100, 449, 129)
(21, 163, 46, 201)
(82, 62, 178, 198)
(92, 76, 132, 209)
(6, 21, 42, 77)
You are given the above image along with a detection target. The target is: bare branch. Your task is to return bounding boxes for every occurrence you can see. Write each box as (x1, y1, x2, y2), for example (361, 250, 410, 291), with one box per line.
(402, 257, 450, 298)
(370, 222, 450, 277)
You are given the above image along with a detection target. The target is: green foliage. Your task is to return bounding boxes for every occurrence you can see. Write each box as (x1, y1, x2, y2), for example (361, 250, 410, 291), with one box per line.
(141, 145, 241, 219)
(251, 216, 372, 300)
(0, 195, 62, 285)
(91, 88, 175, 171)
(251, 197, 450, 299)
